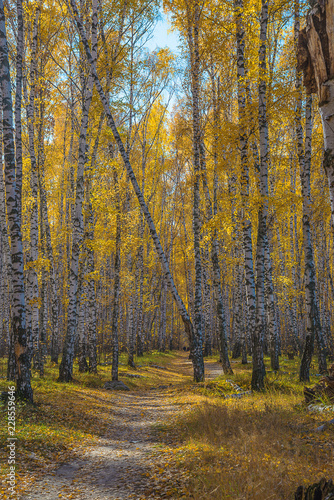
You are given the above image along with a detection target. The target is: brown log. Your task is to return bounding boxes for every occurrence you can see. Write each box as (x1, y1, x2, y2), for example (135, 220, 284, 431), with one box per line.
(298, 29, 317, 94)
(295, 478, 334, 499)
(306, 15, 328, 97)
(326, 0, 334, 77)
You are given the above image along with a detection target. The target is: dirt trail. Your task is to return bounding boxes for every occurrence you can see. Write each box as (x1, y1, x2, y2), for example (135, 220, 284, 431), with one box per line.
(21, 355, 224, 500)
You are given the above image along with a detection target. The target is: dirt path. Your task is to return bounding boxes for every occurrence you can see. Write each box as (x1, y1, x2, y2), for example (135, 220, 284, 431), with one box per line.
(20, 356, 224, 500)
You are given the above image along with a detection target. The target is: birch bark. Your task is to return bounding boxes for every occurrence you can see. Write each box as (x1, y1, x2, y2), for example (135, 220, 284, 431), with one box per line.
(299, 95, 327, 379)
(0, 0, 32, 401)
(252, 0, 273, 389)
(37, 109, 59, 365)
(202, 114, 232, 373)
(111, 167, 121, 380)
(234, 0, 257, 358)
(59, 0, 97, 381)
(0, 96, 12, 379)
(69, 0, 204, 381)
(187, 1, 204, 379)
(295, 1, 327, 378)
(26, 11, 40, 370)
(234, 0, 263, 387)
(14, 0, 23, 222)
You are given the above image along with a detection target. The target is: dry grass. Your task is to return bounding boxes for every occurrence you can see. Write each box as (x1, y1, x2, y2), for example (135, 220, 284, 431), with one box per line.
(1, 353, 333, 499)
(158, 357, 334, 499)
(0, 351, 190, 499)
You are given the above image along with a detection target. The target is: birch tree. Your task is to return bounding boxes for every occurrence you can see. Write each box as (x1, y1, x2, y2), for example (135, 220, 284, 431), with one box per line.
(69, 0, 205, 381)
(0, 0, 33, 401)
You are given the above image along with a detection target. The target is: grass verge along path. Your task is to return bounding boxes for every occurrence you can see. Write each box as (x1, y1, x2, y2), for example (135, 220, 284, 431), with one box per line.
(1, 352, 333, 499)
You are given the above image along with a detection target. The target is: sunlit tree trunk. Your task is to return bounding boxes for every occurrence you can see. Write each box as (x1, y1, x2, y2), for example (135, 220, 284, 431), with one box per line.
(14, 0, 23, 223)
(26, 12, 40, 370)
(59, 0, 97, 381)
(99, 6, 125, 377)
(252, 0, 274, 389)
(0, 103, 12, 379)
(234, 0, 261, 387)
(228, 170, 243, 360)
(0, 0, 32, 401)
(70, 0, 202, 381)
(185, 0, 205, 379)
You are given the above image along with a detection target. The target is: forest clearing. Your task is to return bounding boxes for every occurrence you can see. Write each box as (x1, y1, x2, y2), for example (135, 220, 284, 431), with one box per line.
(1, 0, 334, 497)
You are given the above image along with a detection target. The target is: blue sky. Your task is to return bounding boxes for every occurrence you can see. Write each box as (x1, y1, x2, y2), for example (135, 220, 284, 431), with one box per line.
(144, 14, 180, 54)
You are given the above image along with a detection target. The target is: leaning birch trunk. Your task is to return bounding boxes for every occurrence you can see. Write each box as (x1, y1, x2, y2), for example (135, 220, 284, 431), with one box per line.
(0, 0, 32, 401)
(136, 140, 149, 357)
(59, 0, 97, 382)
(125, 23, 135, 370)
(69, 0, 204, 381)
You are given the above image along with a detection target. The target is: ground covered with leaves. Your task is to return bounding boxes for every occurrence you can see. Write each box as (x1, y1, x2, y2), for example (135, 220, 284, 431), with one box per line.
(0, 353, 333, 499)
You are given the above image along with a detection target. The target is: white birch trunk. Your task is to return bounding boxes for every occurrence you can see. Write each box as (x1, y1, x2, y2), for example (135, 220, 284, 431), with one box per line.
(14, 0, 23, 223)
(0, 0, 32, 401)
(70, 0, 203, 381)
(59, 0, 97, 381)
(26, 12, 40, 371)
(295, 2, 328, 378)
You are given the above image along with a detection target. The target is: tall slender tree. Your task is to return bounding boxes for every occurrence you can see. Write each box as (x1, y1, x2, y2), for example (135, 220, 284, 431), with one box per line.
(0, 0, 32, 401)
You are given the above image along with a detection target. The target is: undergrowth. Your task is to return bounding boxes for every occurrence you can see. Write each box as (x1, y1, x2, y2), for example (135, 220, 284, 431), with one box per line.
(0, 350, 185, 499)
(156, 355, 334, 499)
(0, 353, 333, 499)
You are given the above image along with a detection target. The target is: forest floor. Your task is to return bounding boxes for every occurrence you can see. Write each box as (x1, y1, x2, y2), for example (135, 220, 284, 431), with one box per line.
(0, 352, 333, 499)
